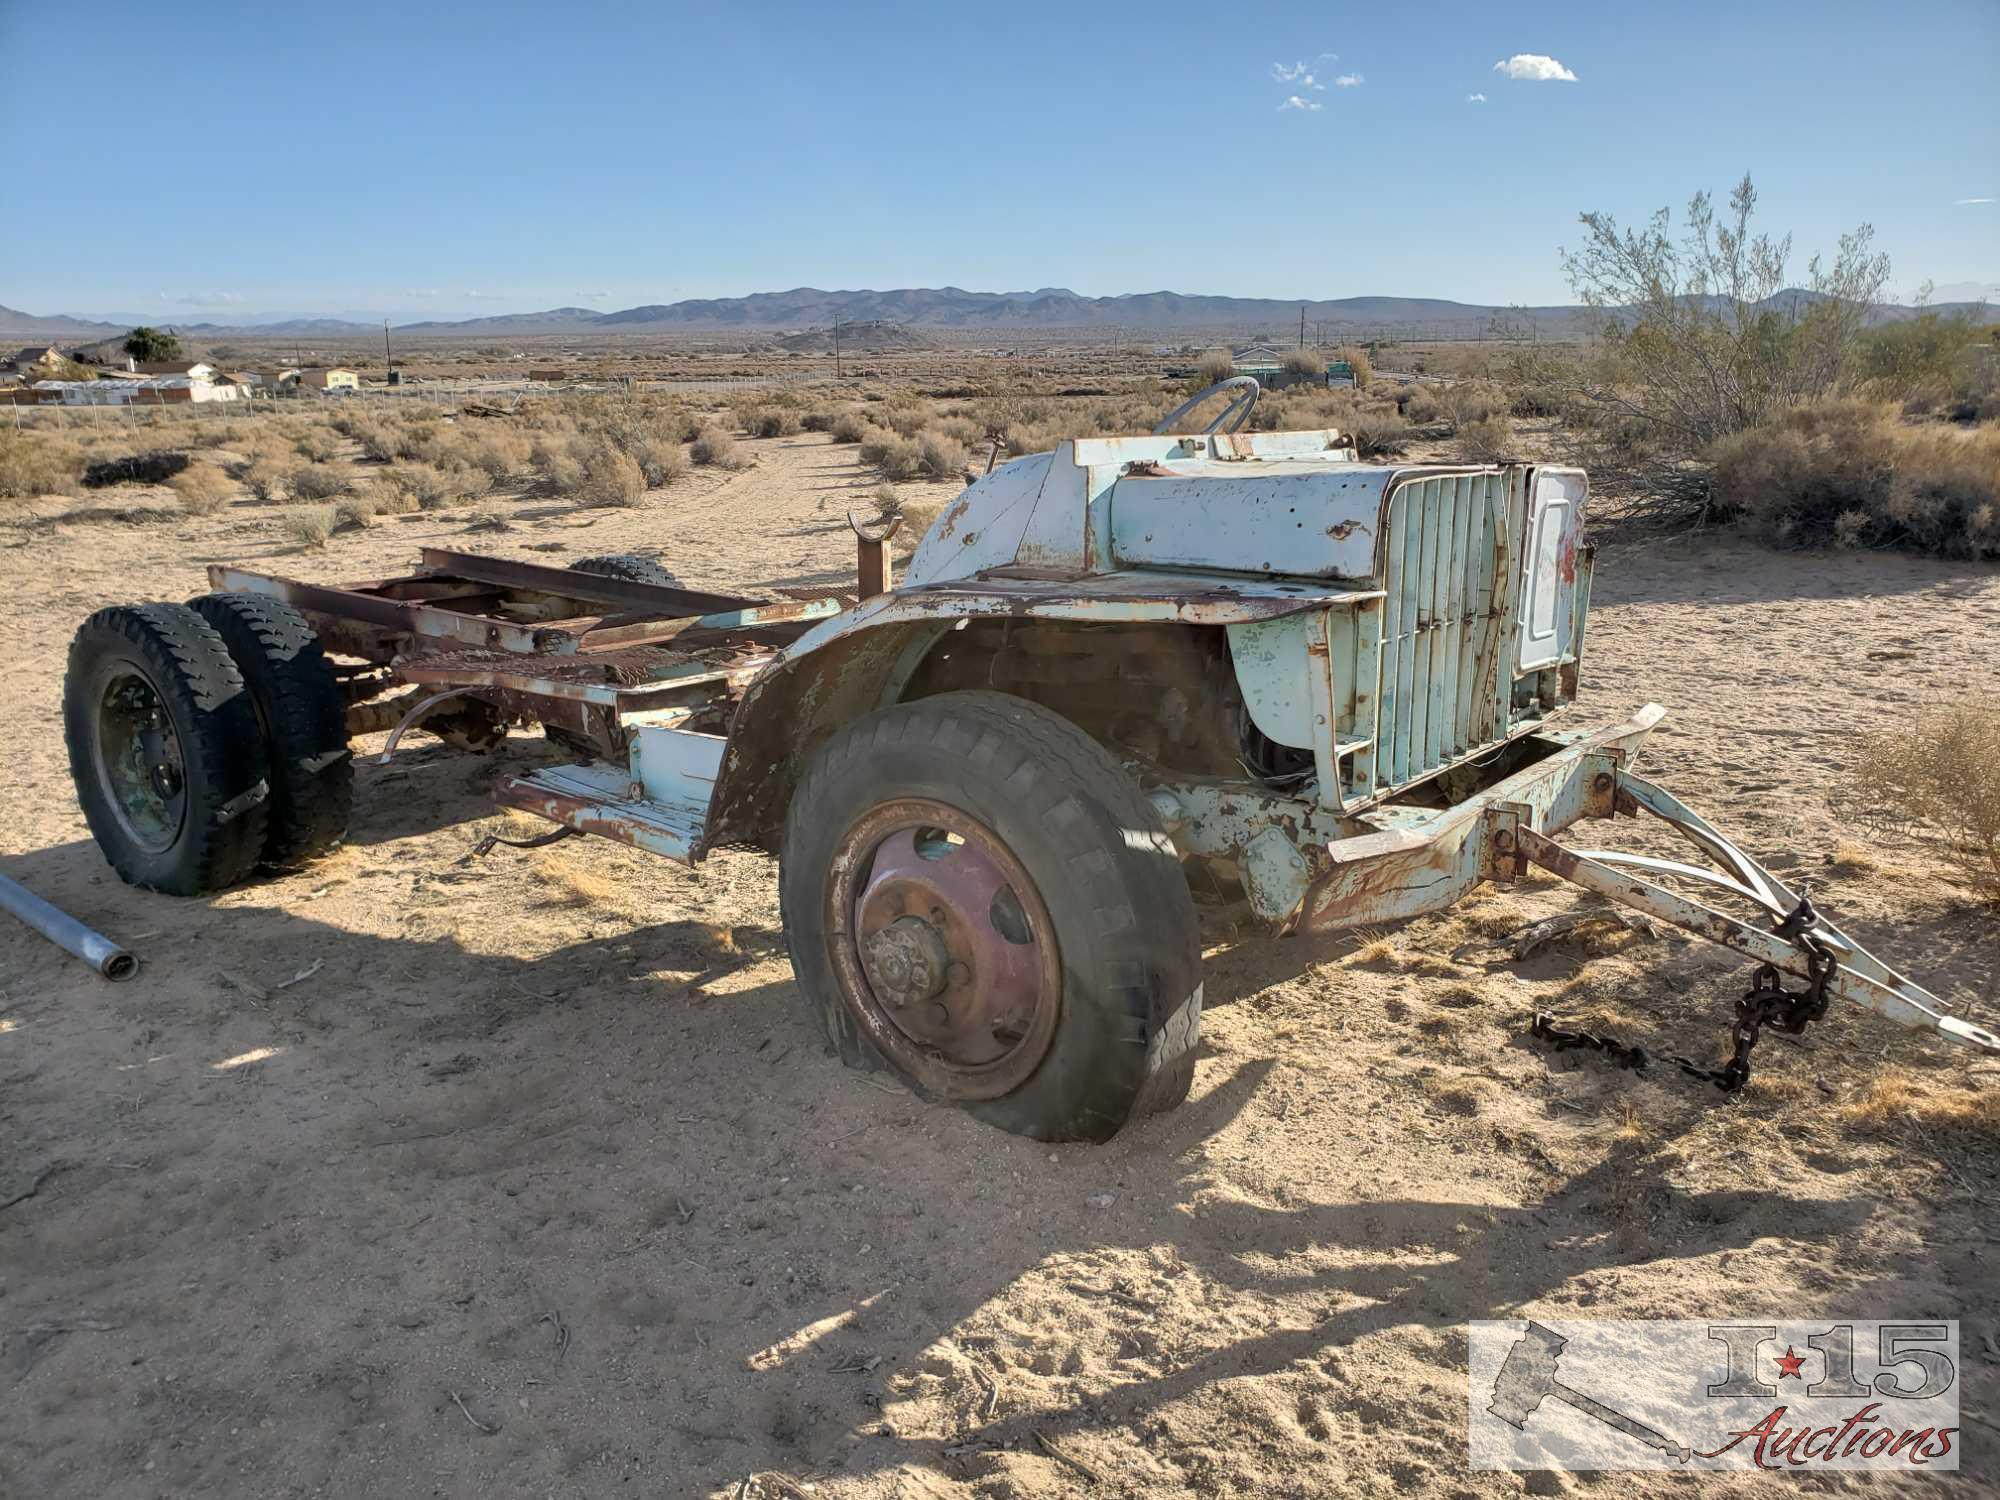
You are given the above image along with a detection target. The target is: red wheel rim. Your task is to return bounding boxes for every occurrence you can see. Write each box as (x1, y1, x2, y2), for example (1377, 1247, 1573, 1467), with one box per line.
(825, 798, 1061, 1100)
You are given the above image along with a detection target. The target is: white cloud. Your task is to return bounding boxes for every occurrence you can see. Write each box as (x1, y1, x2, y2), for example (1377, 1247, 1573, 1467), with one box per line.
(1493, 53, 1577, 81)
(161, 291, 244, 306)
(461, 289, 508, 301)
(1956, 197, 1994, 205)
(1334, 72, 1364, 87)
(1467, 92, 1487, 102)
(1272, 60, 1323, 88)
(1278, 95, 1323, 112)
(583, 290, 612, 300)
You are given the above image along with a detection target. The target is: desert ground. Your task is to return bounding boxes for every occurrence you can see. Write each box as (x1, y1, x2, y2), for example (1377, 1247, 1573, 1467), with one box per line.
(2, 418, 1996, 1499)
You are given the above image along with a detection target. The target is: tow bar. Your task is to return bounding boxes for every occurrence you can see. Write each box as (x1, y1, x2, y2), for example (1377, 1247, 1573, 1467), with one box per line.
(1489, 769, 2000, 1090)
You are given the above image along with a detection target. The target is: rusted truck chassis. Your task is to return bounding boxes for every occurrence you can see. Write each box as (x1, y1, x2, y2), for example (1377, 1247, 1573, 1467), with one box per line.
(60, 398, 1998, 1140)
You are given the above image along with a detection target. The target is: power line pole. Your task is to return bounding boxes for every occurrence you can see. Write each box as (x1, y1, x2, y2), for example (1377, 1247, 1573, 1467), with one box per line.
(832, 316, 842, 379)
(1298, 306, 1306, 349)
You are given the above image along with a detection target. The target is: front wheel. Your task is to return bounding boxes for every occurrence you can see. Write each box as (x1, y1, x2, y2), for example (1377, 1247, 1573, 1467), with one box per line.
(779, 691, 1202, 1141)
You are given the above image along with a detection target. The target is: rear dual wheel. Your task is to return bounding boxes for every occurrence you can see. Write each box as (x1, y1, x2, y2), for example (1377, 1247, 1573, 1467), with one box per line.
(780, 691, 1203, 1141)
(64, 597, 350, 896)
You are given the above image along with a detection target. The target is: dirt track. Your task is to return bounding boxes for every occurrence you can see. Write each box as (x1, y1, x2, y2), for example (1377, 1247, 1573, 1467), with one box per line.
(2, 432, 1996, 1498)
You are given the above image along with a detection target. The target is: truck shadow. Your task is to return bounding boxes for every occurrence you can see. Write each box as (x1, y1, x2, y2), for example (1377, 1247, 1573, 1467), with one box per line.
(0, 835, 1905, 1495)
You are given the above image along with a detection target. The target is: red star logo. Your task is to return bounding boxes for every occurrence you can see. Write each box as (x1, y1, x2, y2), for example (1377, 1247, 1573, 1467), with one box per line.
(1774, 1346, 1807, 1380)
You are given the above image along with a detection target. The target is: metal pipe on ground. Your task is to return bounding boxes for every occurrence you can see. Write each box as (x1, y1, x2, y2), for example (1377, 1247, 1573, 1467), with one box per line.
(0, 874, 139, 981)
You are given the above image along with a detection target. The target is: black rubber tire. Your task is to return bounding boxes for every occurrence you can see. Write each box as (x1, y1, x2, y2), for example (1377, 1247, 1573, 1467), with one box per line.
(569, 554, 681, 588)
(188, 593, 352, 867)
(779, 690, 1202, 1142)
(64, 603, 271, 896)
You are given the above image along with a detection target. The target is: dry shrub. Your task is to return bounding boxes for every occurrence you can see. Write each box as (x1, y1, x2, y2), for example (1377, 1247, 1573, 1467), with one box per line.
(1708, 401, 2000, 558)
(460, 429, 529, 483)
(829, 410, 871, 444)
(915, 430, 969, 479)
(168, 464, 232, 515)
(746, 407, 802, 438)
(240, 456, 286, 503)
(628, 435, 686, 487)
(283, 504, 336, 548)
(1850, 706, 2000, 901)
(293, 427, 340, 462)
(1838, 1068, 2000, 1136)
(574, 440, 646, 506)
(355, 476, 414, 516)
(1399, 384, 1445, 424)
(1439, 381, 1506, 433)
(333, 493, 378, 530)
(860, 428, 921, 481)
(1335, 344, 1373, 389)
(286, 462, 348, 501)
(690, 427, 745, 468)
(1196, 348, 1236, 385)
(1457, 414, 1515, 464)
(395, 423, 448, 463)
(390, 462, 457, 510)
(353, 418, 401, 462)
(870, 483, 904, 521)
(0, 429, 86, 498)
(1281, 348, 1325, 379)
(1346, 409, 1410, 459)
(878, 401, 934, 439)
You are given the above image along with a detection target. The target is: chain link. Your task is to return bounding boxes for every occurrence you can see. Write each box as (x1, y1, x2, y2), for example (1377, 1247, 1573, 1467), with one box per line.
(1529, 890, 1839, 1094)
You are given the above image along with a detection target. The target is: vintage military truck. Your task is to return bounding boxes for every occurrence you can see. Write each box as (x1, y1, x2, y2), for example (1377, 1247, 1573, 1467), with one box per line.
(62, 381, 1997, 1140)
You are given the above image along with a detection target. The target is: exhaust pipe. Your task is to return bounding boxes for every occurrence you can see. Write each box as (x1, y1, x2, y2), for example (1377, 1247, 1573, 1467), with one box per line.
(0, 873, 139, 981)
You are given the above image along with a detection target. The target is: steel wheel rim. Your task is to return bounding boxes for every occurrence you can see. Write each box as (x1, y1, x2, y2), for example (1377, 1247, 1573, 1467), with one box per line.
(825, 798, 1062, 1100)
(91, 665, 187, 855)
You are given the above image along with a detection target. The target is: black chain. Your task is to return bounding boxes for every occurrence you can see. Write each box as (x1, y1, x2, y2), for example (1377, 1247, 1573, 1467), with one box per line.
(1529, 890, 1838, 1095)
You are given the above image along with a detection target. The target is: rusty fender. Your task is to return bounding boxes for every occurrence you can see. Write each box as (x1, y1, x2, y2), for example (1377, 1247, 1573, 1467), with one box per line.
(1297, 703, 1666, 932)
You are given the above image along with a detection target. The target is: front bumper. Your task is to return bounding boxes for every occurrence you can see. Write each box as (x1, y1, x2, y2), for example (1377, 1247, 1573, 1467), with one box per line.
(1298, 703, 1665, 932)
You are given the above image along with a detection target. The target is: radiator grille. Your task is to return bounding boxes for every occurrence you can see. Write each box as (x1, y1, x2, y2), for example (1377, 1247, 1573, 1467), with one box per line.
(1365, 473, 1513, 794)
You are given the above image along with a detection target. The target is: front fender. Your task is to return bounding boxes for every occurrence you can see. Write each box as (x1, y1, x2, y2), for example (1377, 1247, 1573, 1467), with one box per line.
(698, 614, 946, 853)
(700, 573, 1368, 855)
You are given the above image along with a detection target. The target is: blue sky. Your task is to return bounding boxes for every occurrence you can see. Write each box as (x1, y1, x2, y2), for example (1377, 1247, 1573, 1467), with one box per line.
(2, 0, 1994, 321)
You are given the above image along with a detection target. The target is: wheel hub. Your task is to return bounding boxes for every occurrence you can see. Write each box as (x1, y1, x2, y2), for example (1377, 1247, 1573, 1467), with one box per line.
(860, 914, 950, 1008)
(94, 670, 187, 855)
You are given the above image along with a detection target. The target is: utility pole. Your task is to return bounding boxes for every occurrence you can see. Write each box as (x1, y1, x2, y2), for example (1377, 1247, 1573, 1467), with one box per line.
(1298, 306, 1306, 349)
(832, 316, 842, 379)
(383, 319, 392, 377)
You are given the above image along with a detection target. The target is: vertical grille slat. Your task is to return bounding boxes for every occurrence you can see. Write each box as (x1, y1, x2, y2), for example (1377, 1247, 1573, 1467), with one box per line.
(1411, 480, 1441, 771)
(1392, 486, 1422, 785)
(1440, 475, 1472, 756)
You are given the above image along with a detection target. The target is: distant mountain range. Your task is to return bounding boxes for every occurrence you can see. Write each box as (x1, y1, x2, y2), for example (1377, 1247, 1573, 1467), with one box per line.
(4, 284, 1991, 342)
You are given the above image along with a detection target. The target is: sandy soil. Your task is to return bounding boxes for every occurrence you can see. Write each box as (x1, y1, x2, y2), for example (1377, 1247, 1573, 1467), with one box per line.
(2, 432, 1996, 1498)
